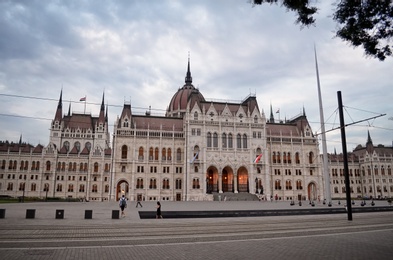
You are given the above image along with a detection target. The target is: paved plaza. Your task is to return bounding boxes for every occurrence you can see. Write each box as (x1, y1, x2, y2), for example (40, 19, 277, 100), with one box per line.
(0, 200, 393, 259)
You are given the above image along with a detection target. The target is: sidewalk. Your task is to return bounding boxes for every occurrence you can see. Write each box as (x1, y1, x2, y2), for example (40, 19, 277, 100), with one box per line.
(0, 199, 389, 226)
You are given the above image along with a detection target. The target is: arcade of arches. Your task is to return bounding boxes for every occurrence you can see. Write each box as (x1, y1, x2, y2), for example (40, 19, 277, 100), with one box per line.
(206, 166, 250, 194)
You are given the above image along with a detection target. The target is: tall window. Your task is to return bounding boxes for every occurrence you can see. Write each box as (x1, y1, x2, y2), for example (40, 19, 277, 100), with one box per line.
(274, 180, 281, 190)
(79, 184, 85, 192)
(176, 148, 182, 161)
(175, 178, 182, 189)
(295, 152, 300, 164)
(192, 178, 200, 189)
(194, 111, 198, 120)
(138, 147, 144, 160)
(92, 184, 98, 192)
(162, 178, 170, 189)
(149, 178, 157, 189)
(94, 162, 99, 172)
(137, 178, 144, 189)
(207, 132, 212, 147)
(162, 148, 166, 161)
(237, 134, 241, 149)
(149, 147, 154, 161)
(121, 145, 127, 159)
(213, 133, 218, 147)
(243, 134, 247, 149)
(155, 148, 159, 161)
(222, 133, 227, 148)
(228, 133, 233, 148)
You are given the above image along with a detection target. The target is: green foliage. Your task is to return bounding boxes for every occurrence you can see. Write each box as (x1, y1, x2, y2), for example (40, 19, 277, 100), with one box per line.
(252, 0, 393, 61)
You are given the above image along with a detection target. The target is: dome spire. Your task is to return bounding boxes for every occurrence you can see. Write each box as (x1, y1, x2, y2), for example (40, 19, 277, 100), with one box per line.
(185, 53, 192, 85)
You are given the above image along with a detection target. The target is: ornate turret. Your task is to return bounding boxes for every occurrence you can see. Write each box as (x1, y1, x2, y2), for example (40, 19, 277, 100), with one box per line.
(54, 90, 63, 122)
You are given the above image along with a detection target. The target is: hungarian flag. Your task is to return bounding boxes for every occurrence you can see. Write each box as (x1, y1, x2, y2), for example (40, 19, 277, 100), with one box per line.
(254, 154, 263, 163)
(80, 96, 86, 101)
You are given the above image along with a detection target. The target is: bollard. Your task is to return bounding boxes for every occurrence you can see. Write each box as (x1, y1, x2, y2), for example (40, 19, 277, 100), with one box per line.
(112, 210, 120, 219)
(26, 209, 36, 219)
(85, 210, 93, 219)
(0, 209, 5, 218)
(56, 209, 64, 219)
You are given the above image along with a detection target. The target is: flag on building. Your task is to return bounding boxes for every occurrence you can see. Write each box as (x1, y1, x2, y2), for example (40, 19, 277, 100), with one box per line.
(276, 109, 280, 113)
(254, 153, 263, 163)
(80, 96, 86, 101)
(190, 151, 199, 164)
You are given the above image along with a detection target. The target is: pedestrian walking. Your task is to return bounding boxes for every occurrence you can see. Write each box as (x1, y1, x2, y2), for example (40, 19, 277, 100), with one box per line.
(119, 195, 127, 217)
(136, 195, 143, 208)
(156, 201, 163, 219)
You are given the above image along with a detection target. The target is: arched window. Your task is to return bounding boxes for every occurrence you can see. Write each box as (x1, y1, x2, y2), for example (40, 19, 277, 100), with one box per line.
(162, 148, 166, 161)
(73, 162, 77, 171)
(121, 145, 127, 159)
(149, 178, 157, 189)
(94, 162, 99, 172)
(176, 178, 182, 189)
(296, 180, 302, 190)
(213, 133, 218, 147)
(295, 152, 300, 164)
(74, 141, 81, 152)
(137, 178, 144, 189)
(287, 152, 291, 164)
(176, 148, 182, 161)
(61, 162, 66, 171)
(222, 133, 227, 148)
(237, 134, 242, 149)
(138, 147, 144, 160)
(194, 111, 198, 120)
(283, 152, 287, 164)
(243, 134, 247, 149)
(56, 184, 63, 192)
(274, 180, 281, 190)
(192, 178, 200, 189)
(285, 180, 292, 190)
(105, 185, 109, 193)
(85, 142, 91, 151)
(254, 115, 258, 123)
(79, 184, 85, 192)
(92, 184, 98, 192)
(168, 148, 172, 161)
(68, 162, 72, 172)
(277, 152, 281, 164)
(162, 178, 170, 189)
(64, 141, 70, 151)
(149, 147, 154, 161)
(43, 183, 49, 192)
(46, 161, 51, 171)
(68, 184, 74, 192)
(272, 152, 276, 164)
(155, 147, 159, 161)
(207, 132, 212, 147)
(309, 152, 314, 164)
(105, 163, 110, 172)
(1, 160, 6, 169)
(228, 133, 233, 148)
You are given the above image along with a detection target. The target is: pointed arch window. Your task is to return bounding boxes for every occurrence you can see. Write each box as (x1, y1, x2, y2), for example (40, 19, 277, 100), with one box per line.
(79, 184, 85, 192)
(149, 178, 157, 189)
(207, 132, 212, 148)
(277, 152, 281, 164)
(213, 133, 218, 148)
(243, 134, 247, 149)
(155, 147, 159, 161)
(94, 162, 99, 173)
(137, 178, 144, 189)
(175, 178, 182, 189)
(138, 147, 144, 160)
(295, 152, 300, 164)
(121, 145, 127, 159)
(228, 133, 233, 148)
(162, 178, 170, 189)
(254, 115, 258, 123)
(194, 111, 198, 120)
(162, 148, 166, 161)
(274, 180, 281, 190)
(237, 134, 242, 149)
(222, 133, 227, 148)
(168, 148, 172, 161)
(176, 148, 182, 161)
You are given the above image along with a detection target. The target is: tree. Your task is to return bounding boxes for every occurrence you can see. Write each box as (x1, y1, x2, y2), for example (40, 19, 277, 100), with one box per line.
(252, 0, 393, 61)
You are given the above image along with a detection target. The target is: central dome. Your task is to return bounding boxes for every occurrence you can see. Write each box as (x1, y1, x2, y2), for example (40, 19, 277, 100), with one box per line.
(167, 59, 205, 117)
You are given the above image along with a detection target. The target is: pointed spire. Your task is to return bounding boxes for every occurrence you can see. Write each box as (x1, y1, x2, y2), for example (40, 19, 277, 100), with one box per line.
(105, 103, 108, 123)
(367, 130, 373, 144)
(19, 134, 22, 145)
(303, 106, 306, 116)
(54, 90, 63, 121)
(185, 53, 192, 85)
(98, 92, 105, 124)
(269, 103, 274, 123)
(68, 102, 71, 116)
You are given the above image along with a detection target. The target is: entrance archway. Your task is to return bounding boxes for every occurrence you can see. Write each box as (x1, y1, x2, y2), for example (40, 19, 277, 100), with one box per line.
(206, 166, 219, 193)
(222, 166, 234, 192)
(308, 182, 317, 201)
(237, 166, 249, 192)
(116, 180, 129, 201)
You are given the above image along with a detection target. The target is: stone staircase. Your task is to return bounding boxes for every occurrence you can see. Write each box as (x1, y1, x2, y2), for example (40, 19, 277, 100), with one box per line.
(212, 192, 259, 201)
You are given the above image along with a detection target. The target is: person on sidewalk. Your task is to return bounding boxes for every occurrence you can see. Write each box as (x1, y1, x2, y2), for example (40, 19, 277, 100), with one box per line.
(156, 201, 163, 219)
(119, 195, 127, 217)
(136, 195, 143, 208)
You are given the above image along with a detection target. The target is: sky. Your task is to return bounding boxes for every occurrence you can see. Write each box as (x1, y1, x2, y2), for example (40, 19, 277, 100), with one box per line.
(0, 0, 392, 154)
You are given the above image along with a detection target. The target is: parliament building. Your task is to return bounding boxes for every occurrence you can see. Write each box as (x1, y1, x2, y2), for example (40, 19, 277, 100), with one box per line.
(1, 60, 392, 202)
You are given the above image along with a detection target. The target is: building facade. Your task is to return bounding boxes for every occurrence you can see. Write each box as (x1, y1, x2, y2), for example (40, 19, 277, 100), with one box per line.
(3, 61, 389, 202)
